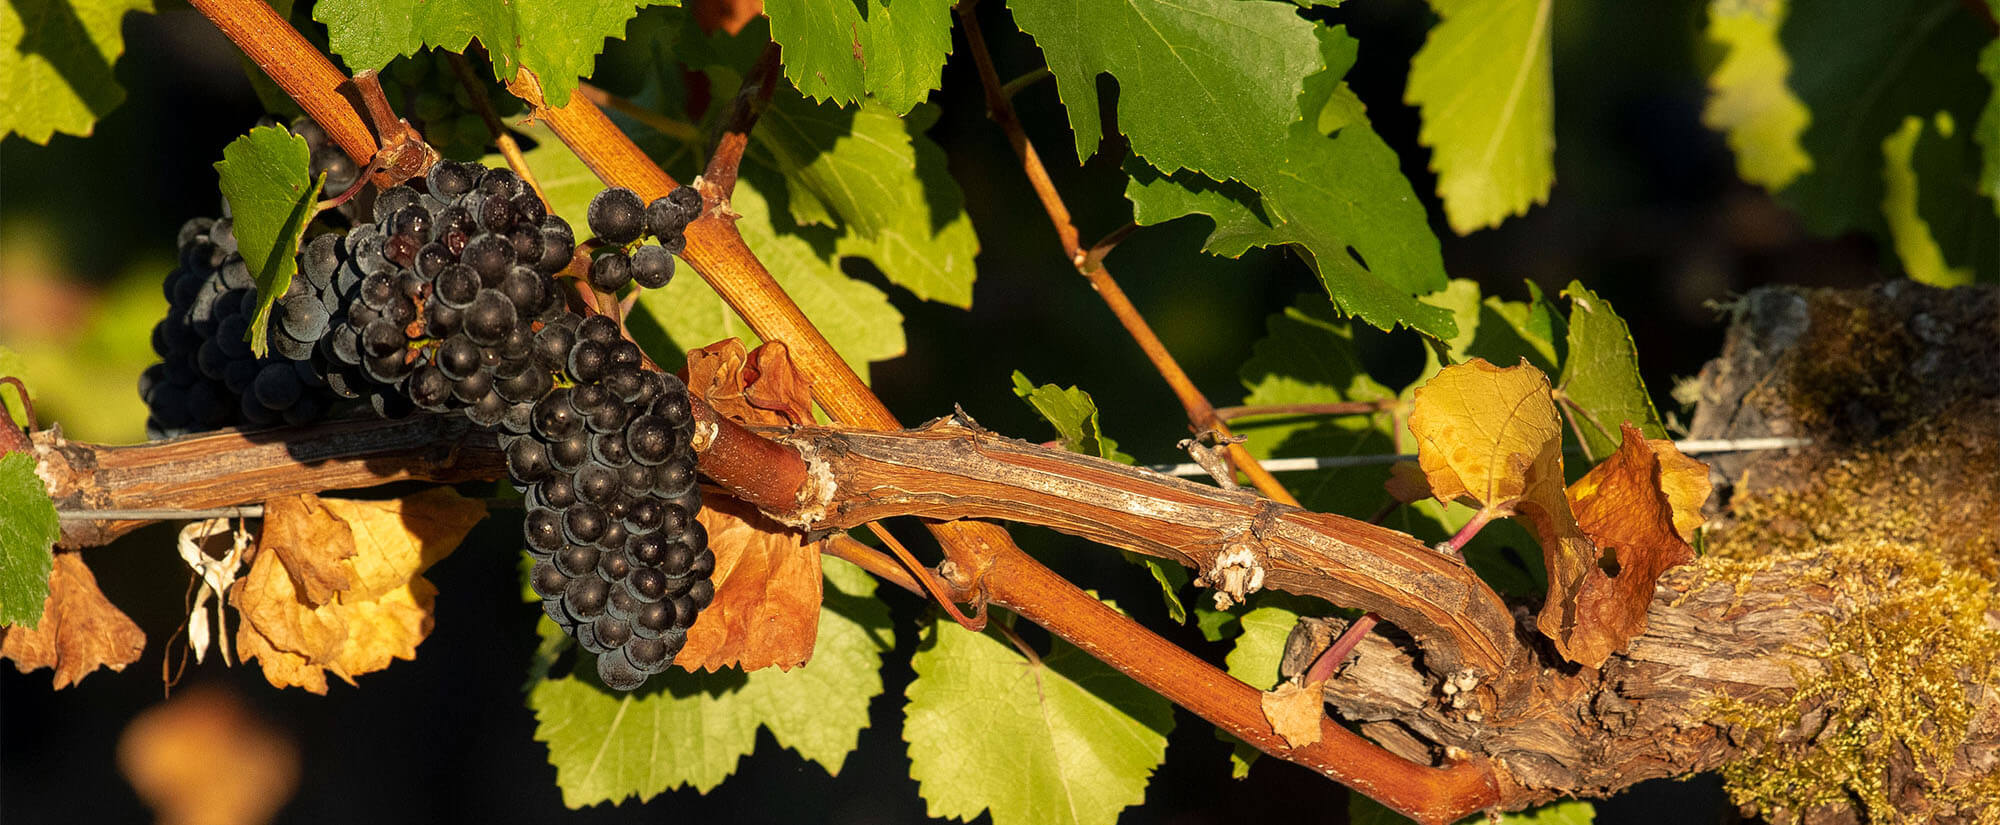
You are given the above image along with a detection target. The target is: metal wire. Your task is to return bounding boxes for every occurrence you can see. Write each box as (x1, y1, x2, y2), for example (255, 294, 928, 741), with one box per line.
(1143, 437, 1811, 478)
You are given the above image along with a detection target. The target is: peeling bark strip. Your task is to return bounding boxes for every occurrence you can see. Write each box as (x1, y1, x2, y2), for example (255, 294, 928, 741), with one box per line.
(754, 424, 1533, 697)
(35, 415, 502, 548)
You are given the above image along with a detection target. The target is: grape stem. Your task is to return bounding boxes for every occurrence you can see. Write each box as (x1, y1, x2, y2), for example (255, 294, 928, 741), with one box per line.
(446, 52, 550, 206)
(956, 0, 1301, 507)
(700, 41, 782, 208)
(866, 522, 987, 631)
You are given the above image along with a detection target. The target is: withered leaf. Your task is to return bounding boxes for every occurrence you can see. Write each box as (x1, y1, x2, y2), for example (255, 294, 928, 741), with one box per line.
(744, 340, 815, 426)
(1383, 460, 1433, 505)
(673, 493, 823, 672)
(1, 551, 145, 688)
(1260, 680, 1326, 749)
(1550, 424, 1702, 667)
(684, 338, 815, 427)
(118, 685, 299, 825)
(693, 0, 763, 35)
(233, 489, 483, 693)
(1645, 437, 1713, 541)
(259, 495, 355, 604)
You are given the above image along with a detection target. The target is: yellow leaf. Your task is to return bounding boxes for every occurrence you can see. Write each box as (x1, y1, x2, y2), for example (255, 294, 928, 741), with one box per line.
(1407, 357, 1564, 517)
(673, 494, 823, 673)
(233, 489, 484, 692)
(1, 552, 145, 688)
(1260, 680, 1326, 749)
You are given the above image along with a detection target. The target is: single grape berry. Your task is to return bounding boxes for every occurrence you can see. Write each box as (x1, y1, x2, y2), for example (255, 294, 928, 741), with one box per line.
(630, 244, 675, 289)
(587, 187, 647, 245)
(588, 251, 633, 292)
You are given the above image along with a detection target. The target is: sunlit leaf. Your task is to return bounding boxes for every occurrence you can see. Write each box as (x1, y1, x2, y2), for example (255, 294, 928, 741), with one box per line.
(0, 0, 153, 142)
(1, 552, 144, 687)
(1406, 0, 1556, 233)
(673, 495, 822, 672)
(530, 557, 891, 805)
(906, 618, 1173, 825)
(764, 0, 952, 114)
(0, 451, 57, 627)
(1701, 0, 1811, 189)
(1556, 281, 1664, 460)
(214, 126, 324, 359)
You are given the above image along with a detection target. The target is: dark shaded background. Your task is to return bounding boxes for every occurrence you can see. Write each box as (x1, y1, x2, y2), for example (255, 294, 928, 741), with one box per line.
(3, 0, 1884, 822)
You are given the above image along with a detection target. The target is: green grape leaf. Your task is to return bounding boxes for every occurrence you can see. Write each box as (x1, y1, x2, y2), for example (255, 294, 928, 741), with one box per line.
(1350, 794, 1595, 824)
(1123, 27, 1454, 339)
(0, 451, 58, 628)
(753, 89, 978, 307)
(529, 557, 891, 806)
(1700, 0, 1811, 190)
(1883, 115, 1977, 287)
(1224, 605, 1303, 689)
(313, 0, 678, 108)
(1008, 371, 1132, 464)
(632, 181, 905, 380)
(1405, 0, 1556, 234)
(1977, 39, 2000, 206)
(1778, 0, 1988, 237)
(906, 619, 1173, 825)
(215, 126, 325, 359)
(1477, 281, 1564, 374)
(763, 0, 951, 114)
(1911, 112, 2000, 284)
(1010, 0, 1320, 175)
(0, 0, 152, 142)
(1555, 281, 1664, 459)
(1008, 371, 1185, 621)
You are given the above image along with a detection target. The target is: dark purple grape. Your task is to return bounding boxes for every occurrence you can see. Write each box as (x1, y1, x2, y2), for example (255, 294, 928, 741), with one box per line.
(587, 187, 646, 244)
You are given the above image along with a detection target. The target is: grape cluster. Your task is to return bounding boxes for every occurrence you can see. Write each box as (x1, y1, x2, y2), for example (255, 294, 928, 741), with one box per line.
(140, 216, 341, 438)
(312, 160, 576, 424)
(583, 186, 701, 292)
(142, 160, 715, 690)
(515, 317, 713, 690)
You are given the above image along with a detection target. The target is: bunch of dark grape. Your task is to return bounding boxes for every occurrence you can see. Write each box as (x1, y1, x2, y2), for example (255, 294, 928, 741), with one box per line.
(142, 159, 715, 690)
(139, 215, 342, 438)
(311, 159, 576, 424)
(514, 315, 713, 689)
(581, 185, 702, 293)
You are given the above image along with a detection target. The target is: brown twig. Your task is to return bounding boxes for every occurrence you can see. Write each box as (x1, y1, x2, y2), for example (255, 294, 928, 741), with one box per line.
(700, 42, 783, 206)
(823, 534, 924, 596)
(1215, 400, 1400, 421)
(446, 52, 549, 205)
(955, 2, 1298, 506)
(185, 0, 376, 167)
(575, 84, 706, 146)
(866, 522, 986, 631)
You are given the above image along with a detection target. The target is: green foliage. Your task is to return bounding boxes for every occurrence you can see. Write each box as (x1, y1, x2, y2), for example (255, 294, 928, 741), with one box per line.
(0, 451, 57, 627)
(1555, 281, 1663, 459)
(214, 126, 324, 359)
(1010, 0, 1319, 173)
(1701, 0, 1811, 189)
(1912, 112, 2000, 283)
(752, 90, 978, 307)
(1009, 371, 1132, 464)
(528, 557, 891, 806)
(0, 0, 153, 142)
(632, 182, 906, 379)
(764, 0, 952, 114)
(313, 0, 677, 107)
(1405, 0, 1556, 235)
(1777, 0, 1988, 238)
(905, 617, 1174, 825)
(1125, 27, 1456, 340)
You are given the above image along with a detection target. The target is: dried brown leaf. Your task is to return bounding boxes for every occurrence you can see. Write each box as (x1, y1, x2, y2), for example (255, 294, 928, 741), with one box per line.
(744, 340, 814, 426)
(0, 551, 145, 688)
(233, 489, 483, 692)
(118, 685, 299, 825)
(685, 338, 814, 427)
(1260, 680, 1327, 748)
(259, 495, 355, 605)
(1384, 460, 1434, 505)
(1551, 423, 1701, 666)
(672, 493, 822, 672)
